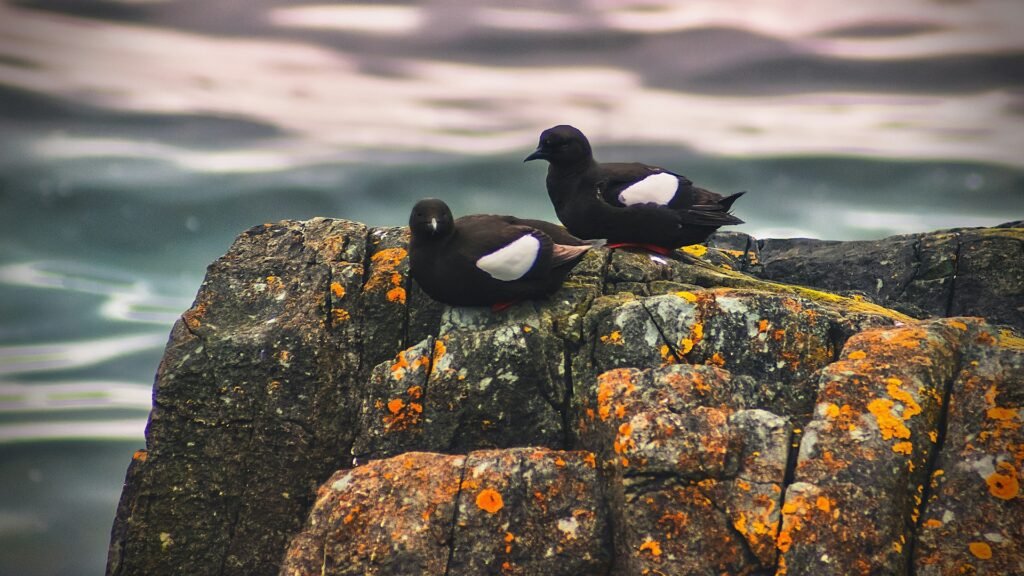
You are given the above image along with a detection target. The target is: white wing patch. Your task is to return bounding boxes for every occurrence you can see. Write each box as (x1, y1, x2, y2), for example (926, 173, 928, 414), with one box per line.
(475, 234, 541, 281)
(617, 172, 678, 206)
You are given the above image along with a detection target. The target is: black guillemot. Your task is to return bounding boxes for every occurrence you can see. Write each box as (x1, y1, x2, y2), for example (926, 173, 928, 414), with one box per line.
(408, 198, 600, 310)
(524, 124, 745, 255)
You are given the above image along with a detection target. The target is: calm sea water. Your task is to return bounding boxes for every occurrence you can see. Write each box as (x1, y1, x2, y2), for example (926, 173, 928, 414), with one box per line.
(1, 1, 1023, 574)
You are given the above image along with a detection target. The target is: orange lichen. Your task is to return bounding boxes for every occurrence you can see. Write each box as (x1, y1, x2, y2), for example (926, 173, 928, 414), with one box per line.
(639, 539, 663, 556)
(505, 532, 515, 543)
(554, 457, 566, 467)
(675, 291, 698, 302)
(987, 407, 1018, 421)
(777, 553, 788, 575)
(600, 331, 624, 345)
(365, 248, 408, 292)
(614, 422, 636, 455)
(758, 319, 770, 333)
(867, 398, 911, 440)
(386, 286, 407, 304)
(886, 378, 922, 419)
(265, 275, 283, 292)
(823, 403, 841, 419)
(776, 530, 793, 553)
(986, 462, 1019, 500)
(332, 308, 351, 323)
(848, 350, 867, 360)
(708, 352, 726, 366)
(343, 506, 360, 524)
(968, 542, 992, 559)
(330, 281, 346, 298)
(132, 450, 148, 462)
(390, 351, 411, 377)
(733, 511, 748, 536)
(583, 452, 596, 468)
(923, 519, 943, 528)
(433, 339, 447, 362)
(815, 496, 832, 513)
(476, 489, 504, 514)
(596, 369, 636, 421)
(660, 344, 677, 366)
(371, 247, 407, 267)
(681, 244, 707, 257)
(183, 302, 207, 330)
(892, 441, 913, 455)
(948, 320, 968, 331)
(387, 398, 405, 415)
(984, 384, 998, 406)
(677, 338, 694, 355)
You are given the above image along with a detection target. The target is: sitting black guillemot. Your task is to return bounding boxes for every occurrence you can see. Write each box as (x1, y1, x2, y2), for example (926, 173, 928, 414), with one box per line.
(408, 198, 601, 309)
(524, 125, 745, 255)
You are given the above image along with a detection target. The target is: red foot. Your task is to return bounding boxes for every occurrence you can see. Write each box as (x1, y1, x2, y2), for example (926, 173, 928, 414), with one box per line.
(605, 242, 673, 256)
(491, 300, 519, 313)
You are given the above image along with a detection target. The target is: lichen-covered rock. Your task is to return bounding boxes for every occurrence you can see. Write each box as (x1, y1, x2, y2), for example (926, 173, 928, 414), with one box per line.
(107, 218, 1023, 576)
(447, 448, 610, 575)
(421, 322, 565, 453)
(721, 223, 1024, 331)
(583, 366, 792, 575)
(281, 452, 463, 576)
(778, 320, 964, 574)
(913, 327, 1023, 575)
(281, 448, 610, 576)
(578, 287, 896, 426)
(351, 337, 435, 459)
(108, 219, 372, 576)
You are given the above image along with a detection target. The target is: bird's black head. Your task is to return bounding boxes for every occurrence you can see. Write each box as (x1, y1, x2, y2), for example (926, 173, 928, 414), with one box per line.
(524, 124, 592, 166)
(409, 198, 454, 240)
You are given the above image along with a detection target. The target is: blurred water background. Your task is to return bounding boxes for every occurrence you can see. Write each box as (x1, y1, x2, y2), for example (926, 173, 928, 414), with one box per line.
(1, 0, 1022, 574)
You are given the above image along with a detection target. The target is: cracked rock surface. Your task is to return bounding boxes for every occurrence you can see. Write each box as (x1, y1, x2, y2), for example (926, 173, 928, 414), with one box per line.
(107, 219, 1023, 576)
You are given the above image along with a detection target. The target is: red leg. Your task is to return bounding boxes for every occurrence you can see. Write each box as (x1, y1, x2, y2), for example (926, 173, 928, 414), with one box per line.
(491, 300, 519, 313)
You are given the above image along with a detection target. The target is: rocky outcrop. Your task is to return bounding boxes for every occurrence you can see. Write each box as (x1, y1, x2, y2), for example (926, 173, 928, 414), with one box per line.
(107, 220, 1023, 576)
(709, 221, 1024, 331)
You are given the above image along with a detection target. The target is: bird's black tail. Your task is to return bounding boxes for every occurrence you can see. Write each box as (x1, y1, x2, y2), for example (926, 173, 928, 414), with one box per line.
(718, 191, 746, 211)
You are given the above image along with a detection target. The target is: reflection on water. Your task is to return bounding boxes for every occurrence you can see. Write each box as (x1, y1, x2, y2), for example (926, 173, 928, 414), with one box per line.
(0, 0, 1022, 574)
(0, 332, 167, 375)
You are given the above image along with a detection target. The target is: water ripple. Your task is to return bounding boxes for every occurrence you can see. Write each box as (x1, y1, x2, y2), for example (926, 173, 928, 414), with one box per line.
(0, 333, 167, 375)
(0, 261, 189, 325)
(0, 418, 147, 442)
(0, 380, 151, 412)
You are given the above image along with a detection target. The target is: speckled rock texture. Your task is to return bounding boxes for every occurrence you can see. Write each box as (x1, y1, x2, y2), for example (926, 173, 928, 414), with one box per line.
(709, 221, 1024, 331)
(107, 219, 1023, 576)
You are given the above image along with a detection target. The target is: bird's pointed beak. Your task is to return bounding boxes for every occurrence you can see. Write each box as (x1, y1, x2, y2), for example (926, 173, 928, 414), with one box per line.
(523, 147, 547, 162)
(430, 217, 438, 232)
